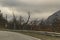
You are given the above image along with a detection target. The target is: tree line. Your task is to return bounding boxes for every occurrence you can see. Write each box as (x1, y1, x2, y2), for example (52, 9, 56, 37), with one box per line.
(0, 10, 60, 32)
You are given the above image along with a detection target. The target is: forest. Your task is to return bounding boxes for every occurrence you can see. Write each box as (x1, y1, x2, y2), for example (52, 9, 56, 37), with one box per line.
(0, 10, 60, 32)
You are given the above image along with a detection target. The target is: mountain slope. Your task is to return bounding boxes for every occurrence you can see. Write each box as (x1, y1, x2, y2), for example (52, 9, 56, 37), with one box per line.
(47, 10, 60, 24)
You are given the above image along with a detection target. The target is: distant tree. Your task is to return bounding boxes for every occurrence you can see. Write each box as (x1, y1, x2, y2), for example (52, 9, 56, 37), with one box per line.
(0, 10, 7, 29)
(5, 14, 8, 29)
(30, 19, 38, 30)
(39, 19, 45, 25)
(31, 19, 38, 25)
(38, 19, 46, 31)
(23, 11, 31, 30)
(19, 16, 24, 25)
(25, 11, 30, 24)
(12, 13, 18, 29)
(18, 16, 24, 29)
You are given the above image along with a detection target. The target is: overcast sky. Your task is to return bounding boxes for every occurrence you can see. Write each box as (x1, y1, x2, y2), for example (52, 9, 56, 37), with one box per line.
(0, 0, 60, 19)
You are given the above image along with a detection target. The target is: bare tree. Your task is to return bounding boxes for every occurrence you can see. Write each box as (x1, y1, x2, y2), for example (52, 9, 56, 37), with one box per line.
(18, 16, 24, 29)
(12, 13, 17, 30)
(0, 10, 7, 29)
(25, 11, 30, 24)
(30, 19, 39, 30)
(23, 11, 31, 30)
(19, 16, 24, 25)
(5, 14, 8, 29)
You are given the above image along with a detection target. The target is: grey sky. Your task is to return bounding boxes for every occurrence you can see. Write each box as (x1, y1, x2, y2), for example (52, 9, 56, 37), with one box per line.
(0, 0, 60, 19)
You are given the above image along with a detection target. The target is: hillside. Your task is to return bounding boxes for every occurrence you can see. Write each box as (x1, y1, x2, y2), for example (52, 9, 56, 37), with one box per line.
(46, 10, 60, 24)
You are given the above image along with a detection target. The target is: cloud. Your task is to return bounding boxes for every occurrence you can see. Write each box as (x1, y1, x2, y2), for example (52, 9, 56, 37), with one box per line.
(0, 0, 60, 19)
(0, 0, 60, 12)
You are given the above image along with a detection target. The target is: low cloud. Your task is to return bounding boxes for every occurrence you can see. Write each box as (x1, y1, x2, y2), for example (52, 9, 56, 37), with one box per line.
(0, 0, 60, 19)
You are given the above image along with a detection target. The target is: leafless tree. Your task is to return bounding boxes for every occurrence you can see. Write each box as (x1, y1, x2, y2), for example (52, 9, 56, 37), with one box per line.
(29, 19, 39, 30)
(12, 13, 17, 30)
(18, 16, 24, 29)
(25, 11, 30, 24)
(5, 14, 8, 29)
(23, 11, 31, 30)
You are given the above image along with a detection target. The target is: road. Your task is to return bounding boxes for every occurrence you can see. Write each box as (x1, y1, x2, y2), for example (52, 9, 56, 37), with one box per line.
(0, 31, 41, 40)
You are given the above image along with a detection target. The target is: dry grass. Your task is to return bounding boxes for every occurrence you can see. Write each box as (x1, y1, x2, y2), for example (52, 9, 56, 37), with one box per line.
(13, 30, 60, 40)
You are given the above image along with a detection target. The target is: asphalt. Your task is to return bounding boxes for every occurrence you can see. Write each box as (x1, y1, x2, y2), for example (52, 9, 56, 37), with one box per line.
(0, 31, 41, 40)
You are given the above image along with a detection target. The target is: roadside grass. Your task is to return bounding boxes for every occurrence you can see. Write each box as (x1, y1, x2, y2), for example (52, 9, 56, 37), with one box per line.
(11, 30, 60, 40)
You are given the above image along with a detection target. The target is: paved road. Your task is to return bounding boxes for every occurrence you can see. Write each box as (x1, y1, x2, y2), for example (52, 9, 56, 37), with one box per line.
(0, 31, 41, 40)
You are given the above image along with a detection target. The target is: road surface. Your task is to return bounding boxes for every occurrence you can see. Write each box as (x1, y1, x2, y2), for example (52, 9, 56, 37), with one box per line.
(0, 31, 41, 40)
